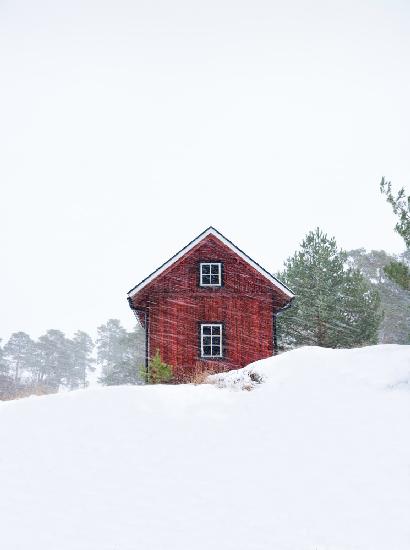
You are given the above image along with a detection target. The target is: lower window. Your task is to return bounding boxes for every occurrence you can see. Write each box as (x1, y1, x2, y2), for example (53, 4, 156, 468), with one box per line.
(200, 323, 223, 358)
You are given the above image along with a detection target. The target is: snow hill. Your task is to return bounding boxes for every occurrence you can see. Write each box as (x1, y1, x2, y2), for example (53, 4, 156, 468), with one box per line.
(0, 345, 409, 550)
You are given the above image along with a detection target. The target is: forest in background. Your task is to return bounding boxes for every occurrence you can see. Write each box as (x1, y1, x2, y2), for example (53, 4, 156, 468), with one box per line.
(0, 321, 145, 399)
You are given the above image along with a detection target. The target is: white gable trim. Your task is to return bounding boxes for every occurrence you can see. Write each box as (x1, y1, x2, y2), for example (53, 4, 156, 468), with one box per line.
(127, 227, 294, 299)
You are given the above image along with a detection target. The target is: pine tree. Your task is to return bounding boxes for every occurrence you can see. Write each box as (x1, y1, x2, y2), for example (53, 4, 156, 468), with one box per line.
(0, 339, 14, 399)
(96, 319, 128, 384)
(380, 177, 410, 248)
(380, 178, 410, 291)
(4, 332, 36, 383)
(383, 260, 410, 291)
(69, 331, 95, 389)
(97, 320, 145, 385)
(348, 248, 410, 344)
(277, 228, 382, 349)
(121, 327, 145, 384)
(0, 339, 7, 376)
(35, 330, 72, 390)
(96, 320, 127, 374)
(335, 268, 382, 347)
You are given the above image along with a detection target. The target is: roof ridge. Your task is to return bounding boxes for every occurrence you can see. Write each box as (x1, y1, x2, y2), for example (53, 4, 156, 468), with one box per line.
(127, 227, 294, 298)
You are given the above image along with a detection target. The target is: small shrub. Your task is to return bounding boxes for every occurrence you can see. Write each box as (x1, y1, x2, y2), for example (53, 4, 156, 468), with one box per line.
(188, 369, 212, 385)
(144, 350, 173, 384)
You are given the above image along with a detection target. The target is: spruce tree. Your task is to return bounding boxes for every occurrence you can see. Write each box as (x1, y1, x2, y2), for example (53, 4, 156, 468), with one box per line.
(277, 228, 382, 349)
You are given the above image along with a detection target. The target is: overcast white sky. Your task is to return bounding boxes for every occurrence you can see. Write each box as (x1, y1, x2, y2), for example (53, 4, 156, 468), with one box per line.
(1, 0, 409, 341)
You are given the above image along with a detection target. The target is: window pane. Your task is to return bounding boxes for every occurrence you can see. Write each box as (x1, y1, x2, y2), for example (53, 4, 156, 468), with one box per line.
(210, 274, 220, 285)
(201, 324, 223, 357)
(212, 345, 221, 356)
(202, 274, 211, 285)
(211, 264, 219, 274)
(201, 264, 210, 274)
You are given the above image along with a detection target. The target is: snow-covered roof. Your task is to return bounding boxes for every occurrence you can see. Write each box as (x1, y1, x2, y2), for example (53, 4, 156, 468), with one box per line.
(127, 226, 294, 299)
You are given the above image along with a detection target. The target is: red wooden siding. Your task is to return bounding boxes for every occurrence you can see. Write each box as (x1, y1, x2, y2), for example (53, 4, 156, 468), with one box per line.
(130, 234, 290, 379)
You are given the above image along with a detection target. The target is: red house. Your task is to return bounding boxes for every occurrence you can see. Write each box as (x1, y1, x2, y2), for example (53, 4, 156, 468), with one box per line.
(127, 227, 294, 380)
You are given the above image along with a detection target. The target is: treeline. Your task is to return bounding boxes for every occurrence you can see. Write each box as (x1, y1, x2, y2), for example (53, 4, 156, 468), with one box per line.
(276, 179, 410, 349)
(276, 232, 409, 350)
(0, 320, 145, 400)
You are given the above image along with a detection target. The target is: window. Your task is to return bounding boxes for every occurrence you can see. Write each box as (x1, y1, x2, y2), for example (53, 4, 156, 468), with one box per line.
(200, 262, 222, 286)
(200, 323, 223, 358)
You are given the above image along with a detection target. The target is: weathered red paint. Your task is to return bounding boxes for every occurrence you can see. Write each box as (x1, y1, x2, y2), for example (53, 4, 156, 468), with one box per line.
(129, 233, 291, 380)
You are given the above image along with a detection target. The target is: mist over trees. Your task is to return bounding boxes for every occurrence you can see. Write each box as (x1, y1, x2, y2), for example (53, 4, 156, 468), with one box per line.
(347, 249, 410, 344)
(3, 331, 36, 384)
(0, 320, 145, 400)
(71, 331, 95, 389)
(97, 319, 145, 385)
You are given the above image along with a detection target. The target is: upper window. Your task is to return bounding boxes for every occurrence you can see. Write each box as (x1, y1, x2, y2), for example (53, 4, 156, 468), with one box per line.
(200, 262, 222, 286)
(200, 323, 223, 358)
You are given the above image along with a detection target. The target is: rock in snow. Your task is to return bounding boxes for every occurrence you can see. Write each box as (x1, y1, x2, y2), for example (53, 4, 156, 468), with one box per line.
(0, 345, 409, 550)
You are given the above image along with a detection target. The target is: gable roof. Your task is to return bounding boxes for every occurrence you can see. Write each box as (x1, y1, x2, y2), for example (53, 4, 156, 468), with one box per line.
(127, 226, 294, 299)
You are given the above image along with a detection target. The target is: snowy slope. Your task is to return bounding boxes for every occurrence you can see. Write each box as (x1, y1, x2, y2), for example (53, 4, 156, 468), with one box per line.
(0, 345, 409, 550)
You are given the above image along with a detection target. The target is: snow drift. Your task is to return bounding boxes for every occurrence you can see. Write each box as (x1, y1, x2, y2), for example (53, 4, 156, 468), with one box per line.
(0, 345, 409, 550)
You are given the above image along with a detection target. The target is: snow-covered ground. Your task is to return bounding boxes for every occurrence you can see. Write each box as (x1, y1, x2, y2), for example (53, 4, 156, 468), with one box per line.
(0, 345, 409, 550)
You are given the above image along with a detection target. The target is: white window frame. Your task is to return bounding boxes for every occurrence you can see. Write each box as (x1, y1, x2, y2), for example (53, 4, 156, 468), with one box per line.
(200, 323, 223, 358)
(200, 262, 222, 287)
